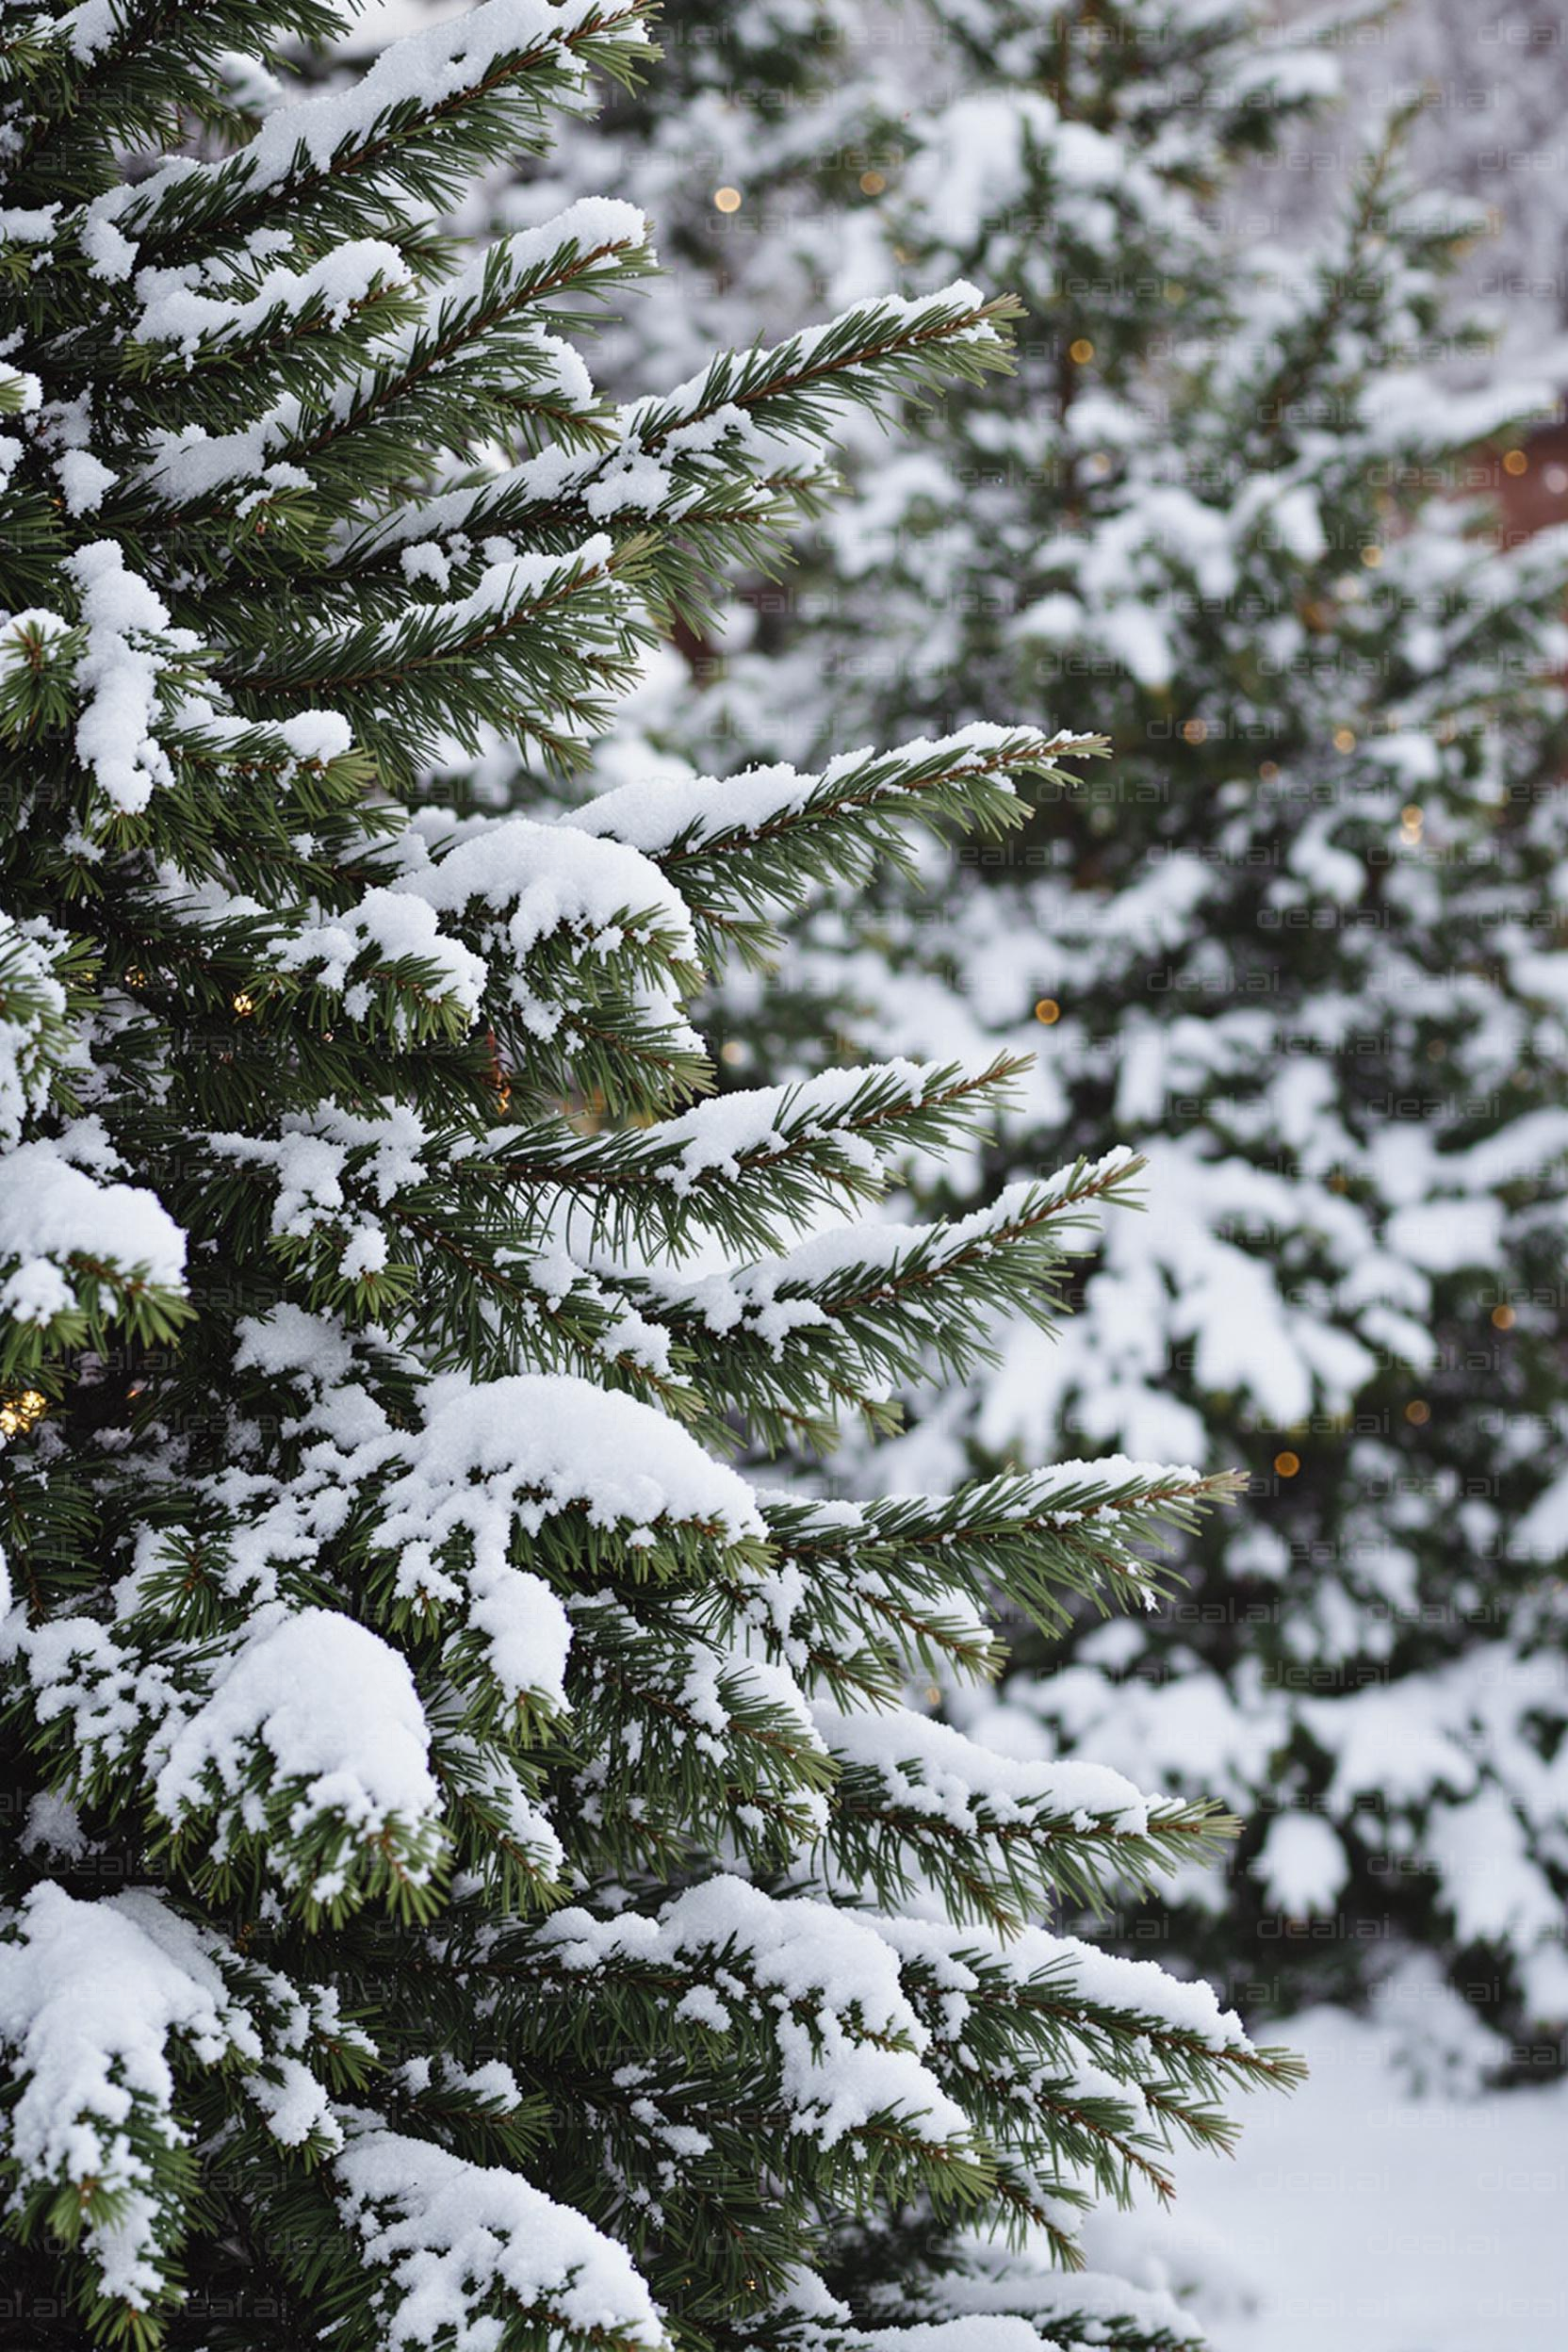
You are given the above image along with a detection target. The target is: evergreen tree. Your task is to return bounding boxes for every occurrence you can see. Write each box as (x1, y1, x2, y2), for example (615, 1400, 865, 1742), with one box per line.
(0, 3, 1295, 2345)
(571, 0, 1568, 2066)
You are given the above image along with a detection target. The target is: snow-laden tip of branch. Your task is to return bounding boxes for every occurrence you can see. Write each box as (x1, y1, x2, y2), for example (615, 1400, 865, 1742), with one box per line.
(392, 808, 700, 971)
(149, 1605, 440, 1858)
(0, 1138, 187, 1331)
(820, 1701, 1155, 1838)
(566, 723, 1101, 859)
(0, 1886, 258, 2307)
(541, 1874, 976, 2152)
(334, 2123, 668, 2350)
(130, 240, 414, 361)
(62, 541, 198, 817)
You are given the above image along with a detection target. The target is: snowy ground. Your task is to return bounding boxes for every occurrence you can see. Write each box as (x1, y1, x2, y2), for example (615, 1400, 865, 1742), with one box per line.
(1087, 2007, 1568, 2352)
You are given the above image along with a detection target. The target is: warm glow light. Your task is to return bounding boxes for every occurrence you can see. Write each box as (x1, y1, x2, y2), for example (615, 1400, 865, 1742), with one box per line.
(712, 186, 742, 213)
(232, 990, 255, 1016)
(0, 1388, 47, 1441)
(1273, 1450, 1300, 1478)
(1182, 718, 1207, 745)
(1069, 337, 1095, 364)
(1502, 448, 1528, 477)
(1034, 998, 1061, 1025)
(858, 169, 886, 195)
(1405, 1399, 1430, 1426)
(1333, 727, 1356, 753)
(1361, 545, 1383, 567)
(1492, 1303, 1516, 1331)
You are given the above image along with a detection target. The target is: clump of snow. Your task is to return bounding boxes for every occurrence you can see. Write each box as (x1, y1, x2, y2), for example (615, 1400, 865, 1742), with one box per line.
(543, 1876, 974, 2152)
(0, 919, 72, 1145)
(821, 1702, 1155, 1838)
(62, 540, 197, 814)
(371, 1377, 762, 1705)
(55, 449, 116, 515)
(334, 2125, 665, 2347)
(279, 887, 487, 1025)
(0, 606, 74, 688)
(0, 1139, 187, 1319)
(398, 811, 699, 968)
(149, 1606, 440, 1878)
(131, 240, 411, 359)
(0, 1886, 257, 2307)
(1253, 1811, 1348, 1915)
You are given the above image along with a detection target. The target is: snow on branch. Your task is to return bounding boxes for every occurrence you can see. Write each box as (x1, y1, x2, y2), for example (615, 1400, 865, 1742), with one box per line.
(333, 2122, 668, 2352)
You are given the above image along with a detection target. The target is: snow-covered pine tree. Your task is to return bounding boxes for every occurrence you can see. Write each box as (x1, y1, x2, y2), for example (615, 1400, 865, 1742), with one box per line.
(579, 1, 1568, 2066)
(0, 3, 1297, 2344)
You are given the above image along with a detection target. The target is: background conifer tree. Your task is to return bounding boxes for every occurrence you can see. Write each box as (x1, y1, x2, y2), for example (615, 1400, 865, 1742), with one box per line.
(0, 3, 1297, 2345)
(536, 0, 1568, 2069)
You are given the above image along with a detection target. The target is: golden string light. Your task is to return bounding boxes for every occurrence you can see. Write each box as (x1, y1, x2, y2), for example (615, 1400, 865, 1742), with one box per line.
(0, 1389, 47, 1441)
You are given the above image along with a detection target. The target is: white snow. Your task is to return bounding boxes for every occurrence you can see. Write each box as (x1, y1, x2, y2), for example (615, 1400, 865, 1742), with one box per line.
(1093, 2006, 1568, 2352)
(0, 1138, 187, 1296)
(1252, 1813, 1348, 1916)
(55, 449, 116, 514)
(278, 886, 488, 1024)
(102, 1, 649, 225)
(399, 811, 698, 967)
(389, 1371, 763, 1545)
(63, 540, 196, 814)
(568, 723, 1084, 857)
(820, 1702, 1155, 1838)
(132, 240, 412, 359)
(0, 1886, 255, 2305)
(542, 1875, 974, 2152)
(149, 1606, 440, 1854)
(334, 2125, 665, 2346)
